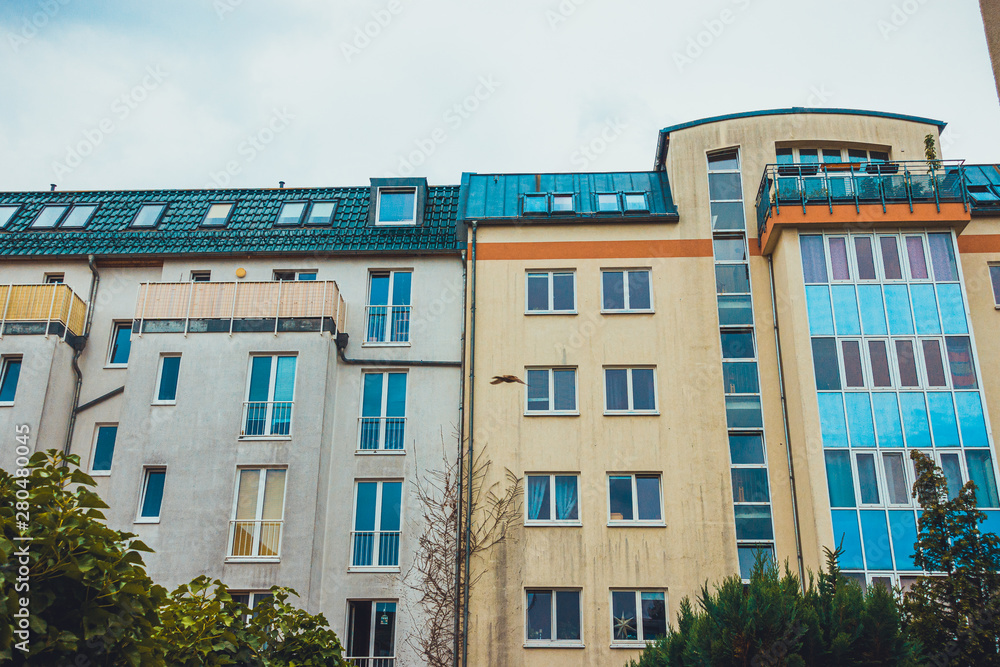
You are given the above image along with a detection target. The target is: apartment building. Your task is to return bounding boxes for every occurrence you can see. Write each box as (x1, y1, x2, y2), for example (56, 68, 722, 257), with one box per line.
(0, 179, 464, 667)
(458, 109, 1000, 666)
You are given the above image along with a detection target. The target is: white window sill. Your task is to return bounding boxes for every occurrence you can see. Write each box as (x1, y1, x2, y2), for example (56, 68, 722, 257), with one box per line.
(608, 521, 666, 528)
(361, 342, 411, 347)
(524, 311, 578, 316)
(0, 402, 13, 408)
(523, 642, 585, 649)
(348, 566, 401, 573)
(238, 435, 293, 441)
(91, 471, 111, 477)
(611, 642, 651, 649)
(134, 518, 160, 524)
(151, 401, 176, 406)
(525, 521, 582, 527)
(524, 411, 579, 417)
(226, 557, 281, 564)
(356, 449, 406, 455)
(104, 364, 128, 370)
(604, 411, 660, 416)
(601, 310, 655, 315)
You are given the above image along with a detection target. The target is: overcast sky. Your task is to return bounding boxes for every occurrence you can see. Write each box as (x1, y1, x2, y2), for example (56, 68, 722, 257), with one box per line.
(0, 0, 997, 191)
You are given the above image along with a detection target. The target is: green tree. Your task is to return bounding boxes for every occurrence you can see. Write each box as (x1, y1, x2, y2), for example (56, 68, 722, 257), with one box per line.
(901, 451, 1000, 665)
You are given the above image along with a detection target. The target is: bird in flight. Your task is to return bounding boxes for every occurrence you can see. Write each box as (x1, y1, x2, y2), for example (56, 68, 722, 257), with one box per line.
(490, 375, 525, 385)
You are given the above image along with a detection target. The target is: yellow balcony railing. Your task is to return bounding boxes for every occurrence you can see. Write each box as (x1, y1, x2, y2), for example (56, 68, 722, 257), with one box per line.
(134, 281, 347, 335)
(0, 284, 88, 337)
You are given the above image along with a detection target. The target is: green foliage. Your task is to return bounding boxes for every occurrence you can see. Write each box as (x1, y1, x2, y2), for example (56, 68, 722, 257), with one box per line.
(629, 551, 919, 667)
(924, 134, 941, 170)
(901, 451, 1000, 665)
(0, 450, 347, 666)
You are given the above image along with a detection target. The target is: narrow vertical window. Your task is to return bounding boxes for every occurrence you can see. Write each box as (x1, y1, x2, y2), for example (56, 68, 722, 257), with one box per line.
(906, 236, 929, 279)
(91, 425, 118, 473)
(828, 238, 851, 280)
(879, 236, 903, 280)
(990, 265, 1000, 306)
(108, 322, 132, 366)
(229, 468, 286, 558)
(155, 355, 181, 403)
(243, 355, 296, 436)
(366, 271, 412, 343)
(137, 468, 166, 521)
(0, 357, 22, 403)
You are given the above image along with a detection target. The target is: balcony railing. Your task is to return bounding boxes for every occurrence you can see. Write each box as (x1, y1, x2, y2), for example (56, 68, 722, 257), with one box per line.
(351, 531, 401, 568)
(228, 519, 283, 558)
(133, 280, 347, 335)
(346, 658, 395, 667)
(755, 159, 969, 240)
(365, 305, 410, 343)
(0, 284, 87, 338)
(242, 401, 293, 437)
(358, 417, 406, 451)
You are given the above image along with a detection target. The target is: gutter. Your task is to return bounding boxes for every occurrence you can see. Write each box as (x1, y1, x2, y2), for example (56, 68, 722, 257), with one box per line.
(768, 255, 805, 588)
(63, 255, 100, 456)
(453, 248, 468, 665)
(333, 334, 461, 367)
(460, 221, 478, 667)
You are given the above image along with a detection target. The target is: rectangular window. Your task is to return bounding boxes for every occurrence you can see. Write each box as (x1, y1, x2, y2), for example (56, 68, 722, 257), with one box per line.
(131, 203, 166, 228)
(346, 601, 397, 664)
(597, 193, 620, 211)
(107, 322, 132, 366)
(721, 330, 755, 359)
(604, 367, 657, 413)
(61, 205, 97, 229)
(91, 425, 118, 474)
(921, 340, 947, 387)
(202, 202, 233, 227)
(242, 355, 296, 437)
(275, 202, 306, 226)
(137, 468, 166, 522)
(551, 194, 574, 212)
(229, 591, 274, 614)
(525, 474, 580, 523)
(610, 590, 666, 644)
(0, 205, 20, 228)
(190, 270, 211, 282)
(883, 452, 909, 505)
(523, 193, 548, 214)
(800, 235, 828, 283)
(879, 236, 903, 280)
(273, 270, 317, 281)
(526, 271, 575, 313)
(44, 273, 65, 284)
(359, 371, 407, 451)
(31, 205, 69, 228)
(525, 368, 577, 414)
(155, 355, 181, 403)
(229, 468, 286, 558)
(525, 589, 582, 644)
(608, 474, 662, 523)
(990, 265, 1000, 306)
(366, 271, 411, 343)
(376, 188, 417, 225)
(352, 480, 402, 568)
(305, 201, 336, 225)
(602, 269, 651, 312)
(0, 357, 22, 403)
(624, 193, 648, 211)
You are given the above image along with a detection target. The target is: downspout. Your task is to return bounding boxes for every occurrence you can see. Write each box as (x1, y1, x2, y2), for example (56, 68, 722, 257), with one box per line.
(64, 255, 100, 456)
(453, 248, 468, 666)
(768, 254, 805, 588)
(461, 221, 477, 667)
(334, 335, 460, 367)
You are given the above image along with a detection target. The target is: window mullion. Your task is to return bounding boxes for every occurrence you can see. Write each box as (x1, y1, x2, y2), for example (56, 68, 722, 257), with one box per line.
(632, 476, 639, 519)
(368, 604, 377, 657)
(373, 483, 383, 563)
(254, 471, 267, 555)
(548, 273, 554, 311)
(623, 271, 631, 310)
(380, 373, 389, 449)
(549, 476, 557, 519)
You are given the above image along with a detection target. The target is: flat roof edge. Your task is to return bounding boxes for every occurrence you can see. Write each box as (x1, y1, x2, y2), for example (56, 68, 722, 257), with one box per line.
(658, 107, 948, 137)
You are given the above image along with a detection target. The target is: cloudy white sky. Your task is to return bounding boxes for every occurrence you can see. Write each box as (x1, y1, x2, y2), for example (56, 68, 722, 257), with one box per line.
(0, 0, 997, 191)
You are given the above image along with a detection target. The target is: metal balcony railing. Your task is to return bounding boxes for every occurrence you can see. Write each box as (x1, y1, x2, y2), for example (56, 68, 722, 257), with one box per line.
(134, 280, 347, 335)
(364, 305, 410, 343)
(241, 401, 293, 437)
(228, 519, 283, 558)
(346, 658, 395, 667)
(0, 284, 87, 338)
(755, 159, 969, 240)
(358, 417, 406, 451)
(351, 531, 401, 568)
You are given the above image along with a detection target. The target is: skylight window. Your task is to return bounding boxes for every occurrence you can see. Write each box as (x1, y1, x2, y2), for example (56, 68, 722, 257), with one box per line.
(376, 188, 417, 225)
(276, 202, 306, 225)
(551, 194, 574, 212)
(523, 194, 547, 214)
(31, 205, 69, 228)
(202, 202, 234, 227)
(597, 194, 620, 212)
(0, 205, 21, 229)
(60, 205, 97, 229)
(131, 204, 166, 228)
(305, 201, 336, 225)
(624, 193, 648, 211)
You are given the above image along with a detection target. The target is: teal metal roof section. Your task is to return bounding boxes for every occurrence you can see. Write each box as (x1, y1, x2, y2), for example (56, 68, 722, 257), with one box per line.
(0, 186, 460, 256)
(964, 164, 1000, 211)
(654, 107, 948, 170)
(458, 171, 678, 221)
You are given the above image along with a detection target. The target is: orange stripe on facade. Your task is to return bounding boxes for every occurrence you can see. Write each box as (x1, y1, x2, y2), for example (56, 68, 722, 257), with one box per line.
(476, 239, 715, 260)
(958, 234, 1000, 253)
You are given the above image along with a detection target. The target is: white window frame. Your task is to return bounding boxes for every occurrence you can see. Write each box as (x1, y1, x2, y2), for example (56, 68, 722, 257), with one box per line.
(43, 273, 65, 284)
(227, 466, 288, 562)
(603, 366, 659, 415)
(272, 269, 317, 281)
(0, 355, 22, 406)
(350, 479, 404, 571)
(524, 270, 577, 315)
(364, 270, 413, 346)
(241, 354, 297, 439)
(190, 270, 211, 282)
(375, 187, 418, 226)
(524, 473, 581, 526)
(106, 321, 132, 368)
(607, 473, 664, 526)
(524, 367, 579, 416)
(153, 353, 181, 405)
(357, 370, 408, 453)
(600, 268, 653, 313)
(135, 466, 166, 524)
(609, 589, 667, 647)
(523, 588, 584, 648)
(89, 423, 118, 476)
(345, 599, 398, 663)
(990, 264, 1000, 308)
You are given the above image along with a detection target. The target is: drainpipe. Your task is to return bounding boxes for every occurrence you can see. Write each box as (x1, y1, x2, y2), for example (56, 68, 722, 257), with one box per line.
(453, 248, 468, 666)
(461, 221, 478, 667)
(334, 334, 460, 367)
(768, 254, 805, 588)
(64, 255, 100, 456)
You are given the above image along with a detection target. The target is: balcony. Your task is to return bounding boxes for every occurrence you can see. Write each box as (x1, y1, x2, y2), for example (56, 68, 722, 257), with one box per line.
(351, 531, 401, 568)
(0, 284, 87, 339)
(754, 160, 971, 255)
(228, 519, 282, 559)
(242, 401, 293, 437)
(364, 305, 410, 344)
(346, 659, 394, 667)
(133, 280, 347, 335)
(357, 417, 406, 451)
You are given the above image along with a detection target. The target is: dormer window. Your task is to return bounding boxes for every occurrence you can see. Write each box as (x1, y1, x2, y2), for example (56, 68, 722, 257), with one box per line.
(551, 194, 574, 213)
(131, 204, 166, 228)
(624, 193, 648, 211)
(523, 194, 547, 214)
(0, 205, 19, 229)
(597, 194, 620, 212)
(202, 202, 234, 227)
(275, 202, 306, 226)
(376, 188, 417, 225)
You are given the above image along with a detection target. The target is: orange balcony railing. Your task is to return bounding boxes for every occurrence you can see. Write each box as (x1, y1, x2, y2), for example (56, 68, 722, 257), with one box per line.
(0, 284, 88, 338)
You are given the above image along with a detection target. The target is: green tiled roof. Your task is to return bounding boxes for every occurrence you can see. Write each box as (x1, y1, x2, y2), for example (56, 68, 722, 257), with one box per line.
(0, 186, 460, 256)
